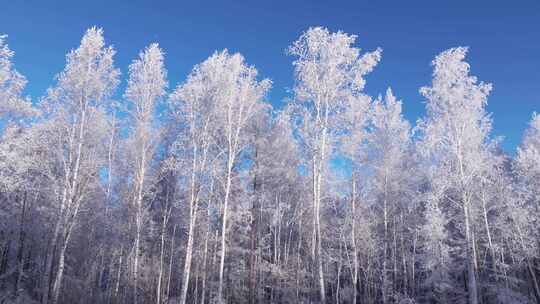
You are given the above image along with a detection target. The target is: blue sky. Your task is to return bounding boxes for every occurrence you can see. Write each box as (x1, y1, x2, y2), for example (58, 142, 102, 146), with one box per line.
(1, 0, 539, 152)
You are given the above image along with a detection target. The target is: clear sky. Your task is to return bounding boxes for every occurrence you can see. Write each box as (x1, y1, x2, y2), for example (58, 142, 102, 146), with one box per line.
(1, 0, 539, 152)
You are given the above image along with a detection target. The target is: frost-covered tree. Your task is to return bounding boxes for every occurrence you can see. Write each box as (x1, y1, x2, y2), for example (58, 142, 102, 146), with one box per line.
(179, 50, 270, 303)
(169, 56, 219, 304)
(417, 47, 493, 304)
(0, 34, 38, 197)
(247, 107, 305, 303)
(515, 113, 540, 209)
(288, 26, 381, 303)
(124, 43, 167, 304)
(38, 27, 119, 304)
(512, 113, 540, 303)
(420, 192, 452, 302)
(339, 69, 373, 304)
(365, 88, 413, 303)
(0, 35, 35, 123)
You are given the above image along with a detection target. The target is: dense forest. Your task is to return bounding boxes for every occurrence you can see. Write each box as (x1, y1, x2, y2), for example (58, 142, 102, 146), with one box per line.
(0, 26, 539, 304)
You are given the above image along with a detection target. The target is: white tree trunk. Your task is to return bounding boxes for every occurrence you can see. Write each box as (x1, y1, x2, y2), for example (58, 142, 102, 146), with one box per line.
(200, 225, 209, 304)
(180, 211, 197, 304)
(217, 158, 234, 303)
(180, 142, 206, 304)
(157, 210, 169, 304)
(464, 199, 478, 304)
(51, 242, 67, 304)
(51, 102, 88, 304)
(481, 191, 496, 274)
(114, 248, 123, 302)
(165, 225, 176, 302)
(382, 174, 389, 304)
(133, 143, 147, 304)
(351, 177, 358, 304)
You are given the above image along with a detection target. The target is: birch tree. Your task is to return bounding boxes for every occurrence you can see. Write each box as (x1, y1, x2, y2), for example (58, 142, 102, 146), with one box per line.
(366, 88, 412, 303)
(169, 58, 218, 304)
(418, 47, 493, 304)
(124, 43, 167, 304)
(288, 26, 381, 303)
(513, 113, 540, 303)
(0, 36, 39, 298)
(0, 35, 36, 123)
(340, 77, 372, 304)
(181, 50, 270, 303)
(39, 27, 119, 304)
(515, 113, 540, 211)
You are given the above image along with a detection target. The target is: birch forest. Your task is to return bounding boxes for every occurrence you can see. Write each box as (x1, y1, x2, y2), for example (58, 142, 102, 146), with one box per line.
(0, 26, 539, 304)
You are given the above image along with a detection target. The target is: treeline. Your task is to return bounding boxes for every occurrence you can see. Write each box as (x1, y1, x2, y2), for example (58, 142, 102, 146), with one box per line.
(0, 27, 539, 304)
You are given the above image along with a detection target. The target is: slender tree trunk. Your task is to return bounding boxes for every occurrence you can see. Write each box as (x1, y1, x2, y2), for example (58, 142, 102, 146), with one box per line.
(400, 212, 407, 295)
(15, 192, 28, 295)
(464, 199, 478, 304)
(165, 225, 176, 303)
(500, 249, 509, 289)
(157, 210, 169, 304)
(311, 158, 317, 261)
(51, 98, 89, 304)
(114, 248, 123, 303)
(218, 157, 234, 303)
(393, 217, 397, 294)
(211, 229, 218, 294)
(194, 260, 199, 304)
(382, 174, 389, 304)
(42, 122, 77, 304)
(316, 204, 325, 304)
(515, 222, 540, 304)
(455, 137, 478, 304)
(180, 141, 208, 304)
(336, 240, 342, 304)
(481, 191, 496, 274)
(51, 240, 68, 304)
(248, 160, 259, 304)
(180, 211, 197, 304)
(351, 174, 358, 304)
(134, 209, 142, 304)
(52, 193, 83, 304)
(315, 111, 328, 304)
(412, 227, 417, 297)
(296, 216, 303, 303)
(0, 232, 11, 290)
(106, 112, 116, 216)
(133, 140, 147, 304)
(526, 262, 540, 304)
(200, 225, 209, 304)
